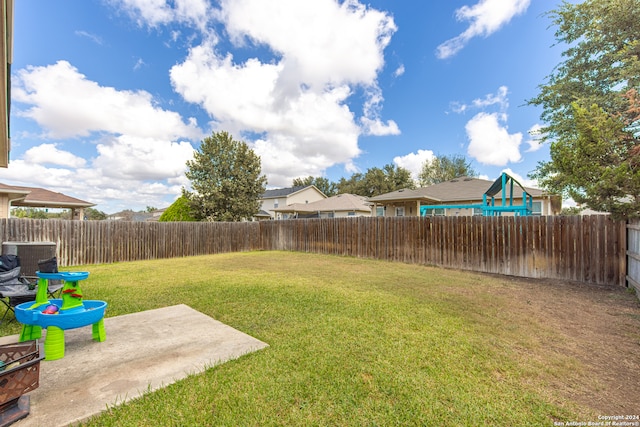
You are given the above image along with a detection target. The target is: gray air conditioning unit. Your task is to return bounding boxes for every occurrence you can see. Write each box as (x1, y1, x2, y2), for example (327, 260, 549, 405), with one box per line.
(2, 242, 57, 277)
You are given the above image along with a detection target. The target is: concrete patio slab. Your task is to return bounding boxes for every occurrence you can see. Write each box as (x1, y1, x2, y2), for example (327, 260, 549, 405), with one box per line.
(0, 304, 268, 427)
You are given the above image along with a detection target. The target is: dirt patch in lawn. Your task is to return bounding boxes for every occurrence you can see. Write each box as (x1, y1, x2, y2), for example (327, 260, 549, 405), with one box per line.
(476, 275, 640, 417)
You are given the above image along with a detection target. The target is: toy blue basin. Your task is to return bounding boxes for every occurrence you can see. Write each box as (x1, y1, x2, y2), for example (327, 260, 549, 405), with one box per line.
(36, 271, 89, 281)
(15, 299, 107, 330)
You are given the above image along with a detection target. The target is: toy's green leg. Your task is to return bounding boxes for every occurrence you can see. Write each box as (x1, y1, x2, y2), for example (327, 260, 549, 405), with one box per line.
(34, 278, 50, 305)
(27, 278, 52, 310)
(19, 324, 42, 342)
(44, 326, 65, 360)
(92, 319, 106, 342)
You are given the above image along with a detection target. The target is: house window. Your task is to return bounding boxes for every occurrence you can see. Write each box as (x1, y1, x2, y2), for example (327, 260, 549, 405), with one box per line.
(376, 207, 384, 217)
(396, 207, 405, 217)
(328, 212, 335, 218)
(424, 208, 445, 217)
(472, 207, 483, 216)
(274, 199, 279, 208)
(347, 211, 355, 216)
(531, 201, 542, 216)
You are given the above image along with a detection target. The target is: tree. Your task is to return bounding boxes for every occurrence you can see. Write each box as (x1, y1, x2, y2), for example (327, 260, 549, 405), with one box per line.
(185, 131, 267, 221)
(336, 164, 415, 197)
(418, 154, 477, 186)
(529, 0, 640, 219)
(159, 194, 197, 222)
(11, 208, 48, 219)
(561, 206, 584, 216)
(292, 176, 337, 196)
(84, 207, 108, 220)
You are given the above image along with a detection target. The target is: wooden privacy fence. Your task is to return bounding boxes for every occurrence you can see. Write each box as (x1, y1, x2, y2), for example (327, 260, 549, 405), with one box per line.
(0, 215, 628, 287)
(0, 219, 261, 266)
(260, 215, 627, 286)
(627, 219, 640, 293)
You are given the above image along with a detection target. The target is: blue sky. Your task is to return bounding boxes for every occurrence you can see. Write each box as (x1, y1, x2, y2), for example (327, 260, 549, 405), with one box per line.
(2, 0, 567, 214)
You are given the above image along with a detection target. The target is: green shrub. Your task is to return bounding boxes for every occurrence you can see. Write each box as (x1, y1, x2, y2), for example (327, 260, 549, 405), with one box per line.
(159, 195, 197, 222)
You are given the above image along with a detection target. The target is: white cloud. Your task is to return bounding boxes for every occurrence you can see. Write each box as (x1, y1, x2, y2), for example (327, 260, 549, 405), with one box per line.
(0, 161, 78, 192)
(13, 61, 203, 141)
(526, 123, 544, 152)
(436, 0, 530, 59)
(93, 135, 195, 181)
(75, 30, 103, 45)
(219, 0, 395, 88)
(9, 0, 400, 211)
(8, 60, 203, 213)
(360, 117, 400, 136)
(393, 149, 435, 182)
(0, 157, 189, 214)
(360, 85, 400, 136)
(133, 58, 146, 71)
(107, 0, 212, 30)
(170, 0, 397, 186)
(500, 168, 538, 189)
(453, 86, 524, 167)
(472, 85, 508, 110)
(22, 144, 87, 168)
(465, 112, 522, 166)
(107, 0, 173, 27)
(452, 85, 509, 114)
(394, 64, 405, 77)
(450, 102, 467, 114)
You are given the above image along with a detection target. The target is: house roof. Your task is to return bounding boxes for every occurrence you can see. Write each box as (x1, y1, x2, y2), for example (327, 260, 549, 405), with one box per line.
(368, 176, 545, 204)
(262, 186, 307, 199)
(0, 183, 95, 208)
(261, 185, 325, 199)
(274, 193, 370, 214)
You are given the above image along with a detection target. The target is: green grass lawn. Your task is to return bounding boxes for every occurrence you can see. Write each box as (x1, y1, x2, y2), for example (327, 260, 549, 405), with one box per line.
(1, 251, 595, 426)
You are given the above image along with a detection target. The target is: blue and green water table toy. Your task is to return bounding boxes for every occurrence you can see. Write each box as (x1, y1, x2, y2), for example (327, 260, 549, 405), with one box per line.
(14, 271, 107, 361)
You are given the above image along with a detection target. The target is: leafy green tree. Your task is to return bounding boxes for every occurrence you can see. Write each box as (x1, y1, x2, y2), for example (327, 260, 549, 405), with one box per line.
(292, 176, 337, 196)
(84, 207, 108, 220)
(379, 163, 415, 194)
(336, 164, 414, 197)
(159, 194, 197, 222)
(11, 208, 48, 219)
(561, 206, 584, 216)
(529, 0, 640, 219)
(185, 131, 267, 221)
(418, 154, 477, 186)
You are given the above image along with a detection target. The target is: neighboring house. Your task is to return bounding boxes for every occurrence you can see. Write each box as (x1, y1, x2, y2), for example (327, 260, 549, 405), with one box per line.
(0, 183, 95, 220)
(368, 175, 561, 217)
(107, 210, 161, 222)
(579, 207, 609, 216)
(273, 193, 371, 219)
(257, 185, 326, 220)
(146, 208, 167, 221)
